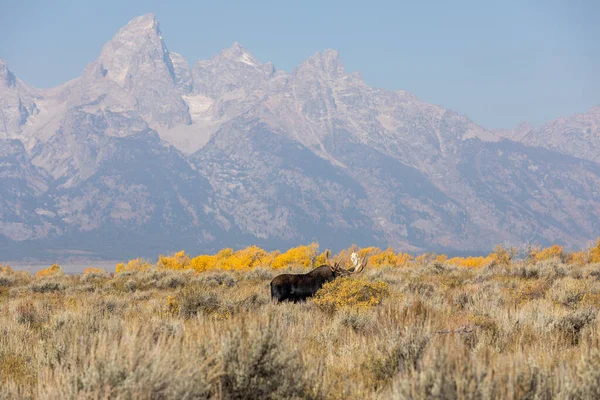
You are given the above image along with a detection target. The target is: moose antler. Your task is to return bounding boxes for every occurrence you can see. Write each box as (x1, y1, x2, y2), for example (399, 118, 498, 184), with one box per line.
(331, 252, 369, 275)
(351, 252, 360, 269)
(329, 261, 340, 272)
(350, 252, 369, 274)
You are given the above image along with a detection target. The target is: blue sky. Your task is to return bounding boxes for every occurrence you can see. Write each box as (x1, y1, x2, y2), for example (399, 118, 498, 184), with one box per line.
(1, 0, 598, 129)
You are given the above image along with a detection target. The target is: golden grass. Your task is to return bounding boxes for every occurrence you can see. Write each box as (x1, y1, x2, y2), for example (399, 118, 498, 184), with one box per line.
(0, 256, 600, 398)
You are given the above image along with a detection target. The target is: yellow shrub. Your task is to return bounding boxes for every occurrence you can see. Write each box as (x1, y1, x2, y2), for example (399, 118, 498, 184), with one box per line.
(314, 250, 331, 266)
(369, 248, 397, 268)
(116, 258, 153, 274)
(35, 264, 63, 278)
(366, 247, 414, 268)
(157, 250, 190, 270)
(189, 248, 231, 271)
(358, 247, 380, 260)
(447, 256, 493, 268)
(189, 246, 275, 272)
(313, 277, 389, 312)
(208, 248, 235, 270)
(436, 254, 448, 263)
(568, 251, 589, 266)
(165, 295, 179, 315)
(82, 267, 106, 275)
(260, 250, 280, 267)
(189, 254, 217, 272)
(568, 239, 600, 265)
(591, 238, 600, 263)
(333, 248, 350, 266)
(0, 264, 13, 274)
(530, 245, 564, 262)
(271, 243, 319, 269)
(221, 246, 268, 270)
(215, 248, 233, 260)
(396, 252, 414, 267)
(489, 245, 517, 266)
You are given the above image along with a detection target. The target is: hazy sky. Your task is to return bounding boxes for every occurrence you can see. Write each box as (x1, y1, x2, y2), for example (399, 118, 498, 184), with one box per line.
(1, 0, 598, 129)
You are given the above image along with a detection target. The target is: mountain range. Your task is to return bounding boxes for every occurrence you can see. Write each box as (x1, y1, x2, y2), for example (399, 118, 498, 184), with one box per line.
(1, 13, 599, 261)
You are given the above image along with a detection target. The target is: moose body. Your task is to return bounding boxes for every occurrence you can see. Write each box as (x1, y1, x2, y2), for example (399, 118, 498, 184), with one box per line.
(270, 266, 336, 303)
(270, 253, 368, 303)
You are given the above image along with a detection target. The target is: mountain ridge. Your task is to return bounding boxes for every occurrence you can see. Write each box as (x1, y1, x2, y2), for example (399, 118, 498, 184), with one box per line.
(1, 13, 599, 261)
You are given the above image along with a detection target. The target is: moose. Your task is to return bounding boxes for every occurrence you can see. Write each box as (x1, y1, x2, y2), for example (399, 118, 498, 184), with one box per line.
(270, 252, 368, 302)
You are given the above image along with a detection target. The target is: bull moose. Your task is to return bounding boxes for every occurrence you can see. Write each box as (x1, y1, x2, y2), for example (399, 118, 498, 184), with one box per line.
(270, 252, 368, 302)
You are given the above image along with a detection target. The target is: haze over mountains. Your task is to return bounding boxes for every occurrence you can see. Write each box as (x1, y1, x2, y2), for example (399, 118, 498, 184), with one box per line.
(1, 13, 599, 261)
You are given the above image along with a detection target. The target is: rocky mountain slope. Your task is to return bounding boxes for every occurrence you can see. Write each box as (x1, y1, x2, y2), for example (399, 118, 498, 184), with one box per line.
(496, 106, 600, 163)
(1, 13, 599, 260)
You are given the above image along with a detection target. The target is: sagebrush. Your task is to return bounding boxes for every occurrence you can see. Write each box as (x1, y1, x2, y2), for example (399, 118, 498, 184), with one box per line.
(1, 243, 600, 399)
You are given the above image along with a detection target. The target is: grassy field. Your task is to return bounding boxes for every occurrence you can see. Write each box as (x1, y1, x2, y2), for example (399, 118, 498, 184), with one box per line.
(1, 247, 600, 399)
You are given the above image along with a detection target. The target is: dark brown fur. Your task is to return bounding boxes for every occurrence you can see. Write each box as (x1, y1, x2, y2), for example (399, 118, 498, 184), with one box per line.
(270, 265, 341, 303)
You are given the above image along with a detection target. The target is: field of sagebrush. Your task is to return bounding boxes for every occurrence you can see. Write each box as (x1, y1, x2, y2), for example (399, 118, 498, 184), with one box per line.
(1, 245, 600, 399)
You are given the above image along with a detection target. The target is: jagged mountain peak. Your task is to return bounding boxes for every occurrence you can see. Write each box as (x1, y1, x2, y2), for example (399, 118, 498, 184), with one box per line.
(581, 105, 600, 118)
(321, 48, 340, 61)
(0, 57, 40, 138)
(115, 13, 160, 39)
(296, 49, 345, 79)
(0, 57, 17, 87)
(494, 105, 600, 162)
(190, 41, 280, 104)
(91, 13, 174, 86)
(126, 13, 157, 27)
(517, 121, 533, 131)
(71, 14, 191, 127)
(4, 24, 600, 259)
(213, 42, 262, 67)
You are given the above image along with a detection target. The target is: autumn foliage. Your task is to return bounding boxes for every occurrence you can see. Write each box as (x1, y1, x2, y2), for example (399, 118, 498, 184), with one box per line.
(313, 277, 389, 312)
(528, 244, 566, 262)
(446, 256, 494, 268)
(158, 250, 190, 270)
(82, 267, 106, 275)
(271, 243, 318, 269)
(568, 239, 600, 265)
(0, 264, 13, 274)
(115, 258, 152, 273)
(110, 238, 600, 275)
(35, 264, 63, 278)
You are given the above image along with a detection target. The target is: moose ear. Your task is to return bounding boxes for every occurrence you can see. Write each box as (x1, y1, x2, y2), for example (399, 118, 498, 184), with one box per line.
(329, 263, 336, 272)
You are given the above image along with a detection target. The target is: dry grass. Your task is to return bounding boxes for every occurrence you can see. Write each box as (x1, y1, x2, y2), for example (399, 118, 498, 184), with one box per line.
(0, 258, 600, 399)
